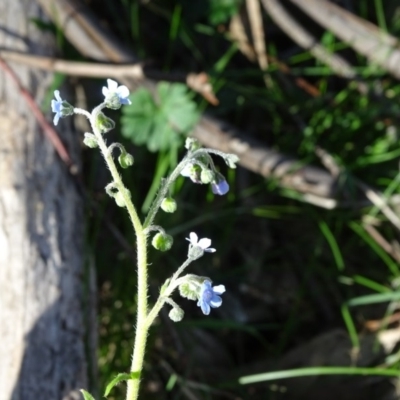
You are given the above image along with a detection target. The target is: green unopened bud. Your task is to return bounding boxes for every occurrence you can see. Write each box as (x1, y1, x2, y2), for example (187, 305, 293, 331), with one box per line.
(114, 189, 131, 208)
(185, 137, 201, 152)
(169, 307, 184, 322)
(118, 152, 134, 169)
(161, 197, 177, 213)
(152, 232, 173, 252)
(95, 112, 115, 134)
(83, 133, 98, 148)
(224, 153, 240, 169)
(200, 169, 214, 184)
(179, 281, 198, 301)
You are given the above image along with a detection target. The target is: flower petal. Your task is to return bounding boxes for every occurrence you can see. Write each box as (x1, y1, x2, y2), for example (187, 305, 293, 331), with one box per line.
(189, 232, 198, 245)
(199, 300, 211, 315)
(107, 79, 118, 90)
(51, 99, 58, 113)
(211, 180, 229, 195)
(212, 285, 225, 294)
(54, 90, 61, 102)
(210, 295, 222, 308)
(180, 164, 192, 177)
(116, 85, 130, 98)
(53, 113, 60, 126)
(197, 238, 211, 249)
(120, 97, 131, 105)
(203, 280, 212, 290)
(102, 86, 109, 97)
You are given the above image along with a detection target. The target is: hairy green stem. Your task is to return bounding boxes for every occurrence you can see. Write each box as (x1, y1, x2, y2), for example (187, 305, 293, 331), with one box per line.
(145, 258, 193, 328)
(87, 104, 149, 400)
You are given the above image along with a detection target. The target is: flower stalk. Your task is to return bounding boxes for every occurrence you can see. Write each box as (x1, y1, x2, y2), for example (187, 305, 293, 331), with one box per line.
(51, 81, 233, 400)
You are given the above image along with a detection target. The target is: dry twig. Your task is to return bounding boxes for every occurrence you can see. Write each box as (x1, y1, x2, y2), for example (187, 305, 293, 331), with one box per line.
(0, 56, 76, 172)
(260, 0, 369, 94)
(290, 0, 400, 80)
(0, 50, 218, 105)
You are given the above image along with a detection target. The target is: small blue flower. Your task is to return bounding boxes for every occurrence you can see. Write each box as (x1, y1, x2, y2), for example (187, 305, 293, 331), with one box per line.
(51, 90, 63, 125)
(102, 79, 131, 109)
(211, 179, 229, 195)
(197, 281, 225, 315)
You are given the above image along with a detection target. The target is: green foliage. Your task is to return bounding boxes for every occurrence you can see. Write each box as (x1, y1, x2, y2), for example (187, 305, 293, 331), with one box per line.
(121, 82, 199, 152)
(80, 389, 96, 400)
(207, 0, 242, 25)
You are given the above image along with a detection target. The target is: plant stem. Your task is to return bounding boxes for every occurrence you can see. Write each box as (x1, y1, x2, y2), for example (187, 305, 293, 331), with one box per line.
(88, 104, 149, 400)
(145, 258, 193, 328)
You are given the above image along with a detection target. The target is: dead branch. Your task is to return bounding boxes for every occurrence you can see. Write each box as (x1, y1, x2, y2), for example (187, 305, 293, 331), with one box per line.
(0, 50, 218, 104)
(260, 0, 369, 94)
(37, 0, 136, 62)
(290, 0, 400, 80)
(194, 115, 337, 198)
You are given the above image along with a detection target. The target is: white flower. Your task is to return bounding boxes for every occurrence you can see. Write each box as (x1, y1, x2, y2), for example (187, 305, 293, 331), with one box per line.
(186, 232, 216, 253)
(102, 79, 131, 108)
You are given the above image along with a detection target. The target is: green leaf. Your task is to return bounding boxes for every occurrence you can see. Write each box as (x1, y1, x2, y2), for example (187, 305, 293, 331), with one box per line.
(80, 389, 95, 400)
(348, 291, 400, 306)
(239, 366, 400, 385)
(121, 82, 199, 153)
(104, 372, 140, 397)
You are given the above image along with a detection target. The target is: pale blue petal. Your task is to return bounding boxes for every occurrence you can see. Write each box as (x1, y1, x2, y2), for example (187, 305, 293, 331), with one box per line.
(199, 300, 210, 315)
(54, 90, 61, 102)
(116, 85, 130, 98)
(210, 295, 222, 308)
(53, 113, 60, 126)
(211, 180, 229, 195)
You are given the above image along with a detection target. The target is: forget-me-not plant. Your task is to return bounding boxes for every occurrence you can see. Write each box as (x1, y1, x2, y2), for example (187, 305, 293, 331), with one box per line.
(51, 80, 239, 400)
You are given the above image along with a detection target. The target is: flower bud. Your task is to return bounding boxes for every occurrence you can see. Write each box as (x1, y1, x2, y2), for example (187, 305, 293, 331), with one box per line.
(83, 133, 98, 148)
(179, 281, 199, 301)
(118, 152, 134, 169)
(200, 169, 214, 184)
(95, 112, 115, 134)
(114, 189, 131, 207)
(161, 197, 177, 213)
(185, 137, 201, 152)
(169, 307, 184, 322)
(180, 163, 202, 183)
(152, 232, 173, 252)
(211, 173, 229, 196)
(224, 153, 240, 169)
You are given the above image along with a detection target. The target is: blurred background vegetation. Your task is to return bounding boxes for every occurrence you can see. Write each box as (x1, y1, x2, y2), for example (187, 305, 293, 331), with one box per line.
(51, 0, 400, 398)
